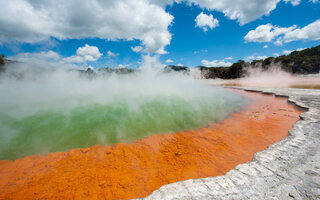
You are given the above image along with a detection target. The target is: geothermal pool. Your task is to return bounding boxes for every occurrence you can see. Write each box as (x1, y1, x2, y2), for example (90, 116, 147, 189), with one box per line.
(0, 66, 303, 200)
(0, 68, 246, 160)
(0, 89, 302, 200)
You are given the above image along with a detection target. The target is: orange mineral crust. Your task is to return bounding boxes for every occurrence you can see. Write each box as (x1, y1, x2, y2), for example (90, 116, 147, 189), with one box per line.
(0, 90, 303, 200)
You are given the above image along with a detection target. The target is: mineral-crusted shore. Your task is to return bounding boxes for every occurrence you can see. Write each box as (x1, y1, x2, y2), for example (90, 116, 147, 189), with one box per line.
(0, 89, 302, 200)
(140, 87, 320, 200)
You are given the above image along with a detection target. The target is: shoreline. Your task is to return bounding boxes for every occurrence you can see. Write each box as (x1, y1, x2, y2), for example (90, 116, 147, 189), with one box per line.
(142, 87, 320, 200)
(0, 89, 303, 200)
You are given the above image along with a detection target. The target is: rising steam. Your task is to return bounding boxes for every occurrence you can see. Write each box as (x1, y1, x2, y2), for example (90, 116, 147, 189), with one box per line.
(0, 58, 247, 160)
(227, 63, 320, 88)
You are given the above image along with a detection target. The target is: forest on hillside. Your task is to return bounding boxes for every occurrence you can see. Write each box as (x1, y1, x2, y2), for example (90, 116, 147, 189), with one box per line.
(167, 45, 320, 79)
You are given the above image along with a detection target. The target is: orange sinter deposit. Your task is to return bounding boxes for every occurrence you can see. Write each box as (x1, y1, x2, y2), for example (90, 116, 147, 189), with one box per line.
(0, 90, 303, 200)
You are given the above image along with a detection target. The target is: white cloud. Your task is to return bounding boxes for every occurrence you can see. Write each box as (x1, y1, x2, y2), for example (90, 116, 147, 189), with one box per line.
(77, 44, 102, 60)
(116, 64, 130, 68)
(245, 19, 320, 45)
(0, 0, 312, 55)
(244, 56, 255, 61)
(245, 24, 275, 42)
(161, 0, 297, 25)
(165, 59, 174, 63)
(177, 63, 184, 66)
(0, 0, 173, 54)
(107, 50, 119, 57)
(256, 56, 268, 60)
(185, 0, 309, 25)
(283, 20, 320, 43)
(8, 50, 60, 63)
(63, 55, 85, 63)
(283, 0, 301, 6)
(195, 12, 219, 32)
(64, 44, 102, 63)
(183, 0, 281, 25)
(244, 23, 296, 43)
(8, 45, 105, 68)
(244, 55, 267, 61)
(274, 38, 284, 46)
(263, 45, 269, 48)
(8, 50, 80, 69)
(131, 46, 143, 53)
(194, 49, 208, 54)
(201, 59, 232, 67)
(274, 53, 280, 57)
(224, 56, 233, 60)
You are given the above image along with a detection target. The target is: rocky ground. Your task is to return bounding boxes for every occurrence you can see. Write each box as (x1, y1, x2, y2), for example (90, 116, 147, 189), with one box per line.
(140, 87, 320, 200)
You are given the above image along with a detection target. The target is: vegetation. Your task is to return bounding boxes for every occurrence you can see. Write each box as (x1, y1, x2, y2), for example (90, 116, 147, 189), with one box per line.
(0, 55, 4, 65)
(164, 65, 189, 72)
(168, 45, 320, 79)
(0, 54, 6, 72)
(199, 60, 245, 79)
(273, 45, 320, 73)
(1, 45, 319, 79)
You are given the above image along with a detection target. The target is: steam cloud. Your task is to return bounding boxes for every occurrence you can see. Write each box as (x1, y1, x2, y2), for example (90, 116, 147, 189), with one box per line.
(233, 63, 320, 88)
(0, 59, 246, 160)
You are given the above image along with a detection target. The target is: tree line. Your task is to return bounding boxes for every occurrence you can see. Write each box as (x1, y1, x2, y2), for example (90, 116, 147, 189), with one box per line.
(166, 45, 320, 79)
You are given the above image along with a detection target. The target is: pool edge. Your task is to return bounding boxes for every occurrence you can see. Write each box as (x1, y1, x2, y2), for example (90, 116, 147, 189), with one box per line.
(139, 87, 320, 200)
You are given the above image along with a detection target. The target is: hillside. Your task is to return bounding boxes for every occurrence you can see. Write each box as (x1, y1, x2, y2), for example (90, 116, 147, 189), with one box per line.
(167, 45, 320, 79)
(1, 45, 319, 79)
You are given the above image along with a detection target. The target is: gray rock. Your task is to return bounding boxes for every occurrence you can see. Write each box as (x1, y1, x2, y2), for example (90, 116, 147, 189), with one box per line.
(137, 87, 320, 200)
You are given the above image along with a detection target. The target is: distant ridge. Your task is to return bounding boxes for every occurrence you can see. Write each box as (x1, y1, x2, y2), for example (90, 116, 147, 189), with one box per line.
(1, 45, 320, 79)
(166, 45, 320, 79)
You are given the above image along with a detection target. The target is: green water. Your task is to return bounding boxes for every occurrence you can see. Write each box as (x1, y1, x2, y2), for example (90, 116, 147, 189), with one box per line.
(0, 93, 247, 160)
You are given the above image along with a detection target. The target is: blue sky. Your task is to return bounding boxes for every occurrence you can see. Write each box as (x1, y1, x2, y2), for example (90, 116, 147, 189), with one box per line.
(163, 1, 320, 66)
(0, 0, 319, 69)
